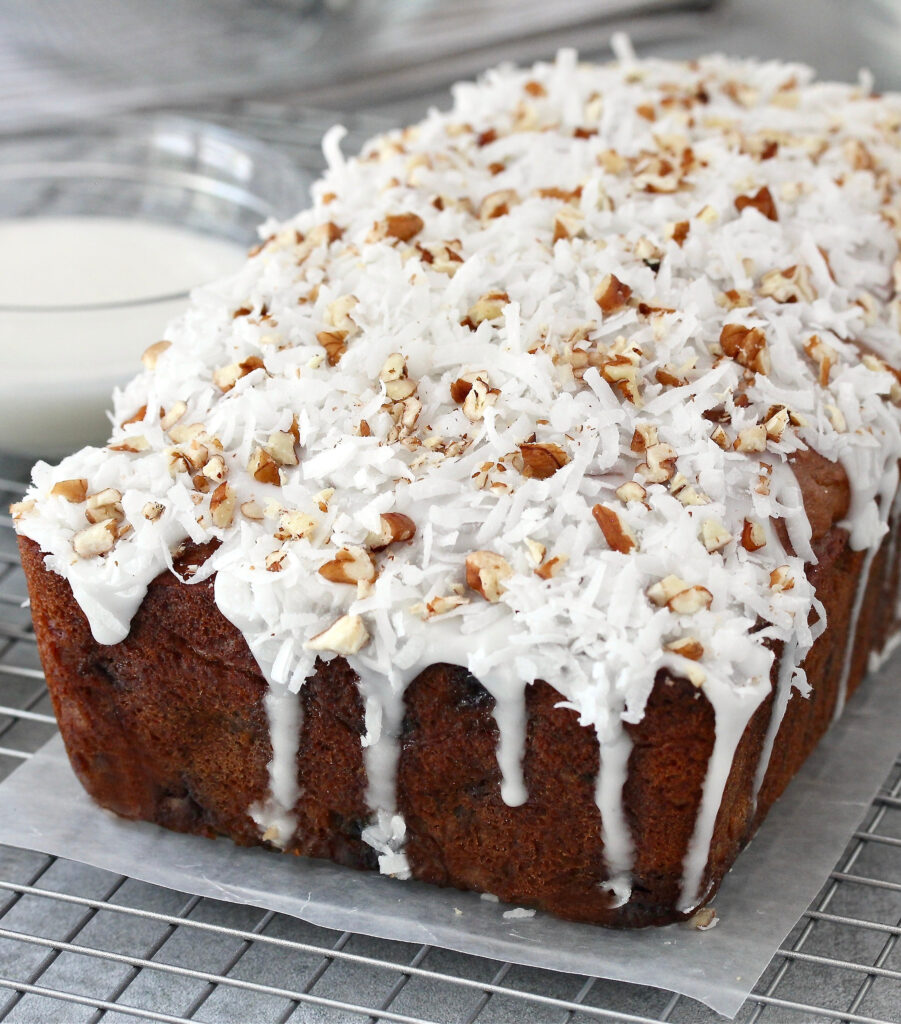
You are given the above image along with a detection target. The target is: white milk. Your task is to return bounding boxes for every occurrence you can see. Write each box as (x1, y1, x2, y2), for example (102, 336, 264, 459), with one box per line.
(0, 217, 246, 457)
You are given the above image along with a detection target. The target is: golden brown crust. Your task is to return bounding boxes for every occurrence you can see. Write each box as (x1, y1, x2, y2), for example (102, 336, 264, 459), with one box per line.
(789, 448, 851, 544)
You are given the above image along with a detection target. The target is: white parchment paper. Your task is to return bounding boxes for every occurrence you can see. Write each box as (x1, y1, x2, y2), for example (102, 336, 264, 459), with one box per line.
(0, 653, 898, 1019)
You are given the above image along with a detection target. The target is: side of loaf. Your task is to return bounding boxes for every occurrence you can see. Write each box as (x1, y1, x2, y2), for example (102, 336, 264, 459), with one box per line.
(17, 458, 901, 924)
(12, 48, 901, 926)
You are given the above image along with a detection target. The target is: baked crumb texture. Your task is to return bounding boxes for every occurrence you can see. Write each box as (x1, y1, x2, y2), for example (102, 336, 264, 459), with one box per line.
(14, 48, 901, 925)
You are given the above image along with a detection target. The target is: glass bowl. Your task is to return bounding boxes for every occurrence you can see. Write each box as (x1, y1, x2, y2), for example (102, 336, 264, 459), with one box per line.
(0, 115, 310, 459)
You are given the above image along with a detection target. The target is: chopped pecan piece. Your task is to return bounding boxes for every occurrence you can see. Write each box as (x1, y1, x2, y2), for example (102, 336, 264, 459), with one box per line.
(210, 482, 237, 529)
(720, 323, 770, 375)
(265, 550, 287, 573)
(601, 355, 641, 403)
(647, 575, 689, 606)
(592, 504, 637, 553)
(668, 585, 713, 615)
(367, 513, 416, 550)
(384, 212, 424, 241)
(734, 185, 778, 221)
(266, 429, 299, 467)
(325, 295, 358, 333)
(734, 425, 767, 452)
(804, 335, 837, 387)
(319, 546, 377, 585)
(73, 520, 117, 558)
(465, 550, 513, 602)
(465, 291, 509, 328)
(213, 355, 266, 392)
(759, 264, 816, 303)
(50, 479, 88, 503)
(630, 423, 658, 452)
(770, 565, 795, 591)
(636, 442, 676, 483)
(764, 408, 790, 441)
(741, 519, 767, 551)
(273, 509, 315, 540)
(85, 488, 124, 525)
(248, 447, 281, 486)
(535, 554, 569, 579)
(668, 220, 690, 246)
(595, 273, 632, 314)
(701, 518, 732, 553)
(305, 614, 370, 655)
(519, 442, 569, 479)
(615, 481, 647, 503)
(665, 636, 704, 660)
(710, 425, 730, 449)
(141, 340, 171, 370)
(317, 329, 348, 366)
(479, 189, 518, 222)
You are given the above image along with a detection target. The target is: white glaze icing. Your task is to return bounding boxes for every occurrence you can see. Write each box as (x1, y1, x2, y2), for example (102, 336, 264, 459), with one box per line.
(490, 681, 529, 807)
(249, 684, 302, 847)
(213, 566, 305, 844)
(596, 724, 634, 907)
(748, 458, 815, 808)
(13, 49, 901, 914)
(833, 545, 879, 724)
(355, 664, 412, 876)
(751, 638, 801, 807)
(832, 457, 900, 721)
(678, 672, 771, 913)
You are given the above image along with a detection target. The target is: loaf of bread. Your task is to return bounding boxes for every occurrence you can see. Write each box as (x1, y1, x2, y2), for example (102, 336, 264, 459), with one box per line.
(13, 46, 901, 927)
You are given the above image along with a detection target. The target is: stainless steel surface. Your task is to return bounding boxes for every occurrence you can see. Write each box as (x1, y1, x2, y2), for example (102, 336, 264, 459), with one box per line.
(1, 471, 900, 1023)
(0, 0, 716, 134)
(3, 0, 900, 136)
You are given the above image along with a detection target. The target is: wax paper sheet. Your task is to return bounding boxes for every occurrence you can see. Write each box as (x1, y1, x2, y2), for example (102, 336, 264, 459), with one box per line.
(0, 653, 898, 1019)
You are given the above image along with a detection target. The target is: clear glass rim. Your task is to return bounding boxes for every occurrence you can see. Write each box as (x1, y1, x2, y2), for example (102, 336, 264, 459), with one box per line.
(0, 112, 305, 313)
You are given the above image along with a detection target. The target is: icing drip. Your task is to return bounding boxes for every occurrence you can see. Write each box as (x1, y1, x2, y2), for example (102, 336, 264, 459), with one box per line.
(864, 488, 901, 671)
(355, 663, 411, 877)
(490, 682, 529, 807)
(336, 620, 534, 874)
(749, 460, 811, 807)
(356, 668, 403, 814)
(678, 673, 770, 913)
(885, 495, 901, 627)
(212, 564, 308, 847)
(751, 638, 801, 807)
(832, 546, 878, 723)
(595, 724, 634, 907)
(832, 455, 900, 722)
(250, 683, 302, 848)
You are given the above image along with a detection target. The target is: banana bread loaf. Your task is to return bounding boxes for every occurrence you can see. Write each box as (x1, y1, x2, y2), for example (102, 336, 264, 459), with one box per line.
(13, 45, 901, 926)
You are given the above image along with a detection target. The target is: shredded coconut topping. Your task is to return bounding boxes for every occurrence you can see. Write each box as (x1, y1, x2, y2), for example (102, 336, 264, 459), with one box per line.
(15, 49, 901, 907)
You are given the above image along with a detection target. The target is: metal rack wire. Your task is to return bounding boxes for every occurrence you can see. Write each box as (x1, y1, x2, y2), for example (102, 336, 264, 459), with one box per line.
(1, 104, 900, 1023)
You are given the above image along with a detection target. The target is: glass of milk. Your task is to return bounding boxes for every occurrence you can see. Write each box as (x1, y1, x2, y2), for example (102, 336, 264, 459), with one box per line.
(0, 115, 308, 459)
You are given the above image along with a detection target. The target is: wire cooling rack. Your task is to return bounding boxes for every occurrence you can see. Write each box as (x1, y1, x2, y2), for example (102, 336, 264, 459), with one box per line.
(1, 102, 901, 1022)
